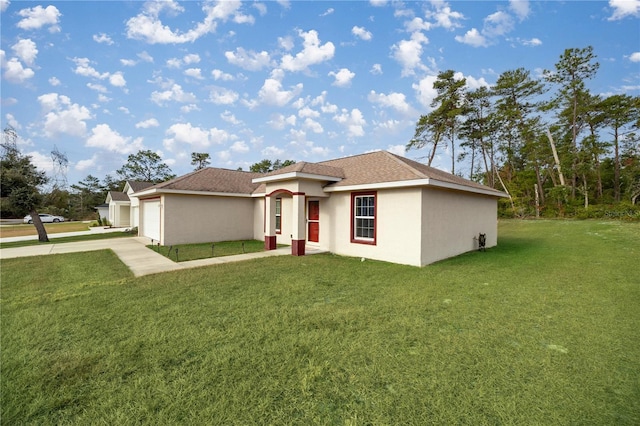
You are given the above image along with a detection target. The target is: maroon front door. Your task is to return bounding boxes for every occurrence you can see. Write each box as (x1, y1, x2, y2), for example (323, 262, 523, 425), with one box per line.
(308, 201, 319, 243)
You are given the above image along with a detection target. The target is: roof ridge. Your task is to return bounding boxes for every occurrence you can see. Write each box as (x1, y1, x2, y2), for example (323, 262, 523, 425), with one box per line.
(382, 151, 429, 180)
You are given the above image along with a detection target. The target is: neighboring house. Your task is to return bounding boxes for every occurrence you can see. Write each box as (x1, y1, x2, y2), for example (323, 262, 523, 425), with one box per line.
(106, 181, 153, 228)
(131, 151, 507, 266)
(95, 203, 109, 222)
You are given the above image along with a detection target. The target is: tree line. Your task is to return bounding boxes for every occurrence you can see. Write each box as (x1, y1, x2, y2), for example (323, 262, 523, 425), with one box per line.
(408, 46, 639, 217)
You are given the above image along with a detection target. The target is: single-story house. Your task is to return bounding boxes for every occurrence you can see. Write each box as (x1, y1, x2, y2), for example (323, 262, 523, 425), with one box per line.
(94, 203, 109, 222)
(130, 151, 507, 267)
(105, 180, 153, 228)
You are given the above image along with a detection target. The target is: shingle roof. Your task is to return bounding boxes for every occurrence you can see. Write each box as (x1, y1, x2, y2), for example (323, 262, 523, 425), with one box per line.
(127, 181, 154, 192)
(262, 161, 345, 179)
(133, 151, 503, 197)
(108, 191, 130, 202)
(318, 151, 501, 194)
(142, 167, 262, 194)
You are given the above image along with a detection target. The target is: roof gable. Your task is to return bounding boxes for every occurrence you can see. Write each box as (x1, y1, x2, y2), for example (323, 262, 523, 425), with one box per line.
(140, 167, 262, 195)
(107, 191, 129, 202)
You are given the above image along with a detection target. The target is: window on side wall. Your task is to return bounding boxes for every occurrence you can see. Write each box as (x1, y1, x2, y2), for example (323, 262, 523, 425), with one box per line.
(351, 192, 376, 245)
(275, 197, 282, 234)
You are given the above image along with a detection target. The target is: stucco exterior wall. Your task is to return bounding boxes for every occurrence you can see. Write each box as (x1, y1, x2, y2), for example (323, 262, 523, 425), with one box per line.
(161, 194, 255, 245)
(420, 188, 498, 266)
(252, 197, 265, 241)
(326, 188, 424, 266)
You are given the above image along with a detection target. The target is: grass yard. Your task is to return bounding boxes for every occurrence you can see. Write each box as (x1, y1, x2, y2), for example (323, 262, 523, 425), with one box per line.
(1, 220, 639, 424)
(149, 239, 270, 262)
(0, 231, 134, 249)
(0, 221, 91, 238)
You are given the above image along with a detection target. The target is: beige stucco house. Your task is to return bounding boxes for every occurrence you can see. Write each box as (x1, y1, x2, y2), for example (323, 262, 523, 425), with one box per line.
(130, 151, 506, 266)
(106, 181, 153, 228)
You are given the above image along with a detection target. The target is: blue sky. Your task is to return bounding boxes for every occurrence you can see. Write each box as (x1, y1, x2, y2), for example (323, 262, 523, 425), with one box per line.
(1, 0, 639, 186)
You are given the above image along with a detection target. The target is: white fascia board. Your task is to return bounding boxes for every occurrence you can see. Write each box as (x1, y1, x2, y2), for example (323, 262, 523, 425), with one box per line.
(132, 188, 252, 198)
(252, 172, 342, 183)
(323, 178, 507, 197)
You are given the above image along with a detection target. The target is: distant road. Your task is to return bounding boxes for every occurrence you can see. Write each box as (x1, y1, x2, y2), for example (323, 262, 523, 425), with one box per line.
(0, 219, 23, 225)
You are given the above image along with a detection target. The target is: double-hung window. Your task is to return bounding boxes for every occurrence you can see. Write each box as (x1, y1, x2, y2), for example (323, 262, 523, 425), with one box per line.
(275, 198, 282, 234)
(351, 192, 376, 244)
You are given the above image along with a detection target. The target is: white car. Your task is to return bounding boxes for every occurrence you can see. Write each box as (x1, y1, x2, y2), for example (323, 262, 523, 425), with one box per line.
(23, 214, 65, 224)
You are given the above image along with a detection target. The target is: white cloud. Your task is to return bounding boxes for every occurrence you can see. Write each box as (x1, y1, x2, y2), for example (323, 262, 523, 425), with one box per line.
(387, 144, 406, 156)
(209, 87, 239, 105)
(298, 106, 320, 118)
(370, 0, 387, 5)
(221, 110, 242, 124)
(509, 0, 530, 21)
(268, 113, 296, 130)
(425, 1, 465, 30)
(121, 59, 137, 67)
(126, 0, 253, 44)
(352, 26, 372, 41)
(483, 11, 514, 37)
(370, 63, 383, 75)
(119, 106, 130, 114)
(212, 69, 234, 80)
(405, 17, 432, 32)
(87, 83, 107, 93)
(72, 57, 109, 79)
(37, 93, 92, 137)
(455, 28, 488, 47)
(75, 154, 99, 172)
(262, 146, 285, 157)
(135, 118, 159, 128)
(303, 118, 323, 133)
(333, 108, 366, 137)
(12, 39, 38, 66)
(329, 68, 355, 87)
(413, 75, 438, 109)
(230, 141, 249, 153)
(181, 104, 200, 113)
(629, 52, 640, 62)
(368, 90, 413, 114)
(280, 29, 335, 72)
(2, 57, 34, 83)
(320, 8, 334, 17)
(86, 124, 143, 154)
(184, 68, 204, 79)
(253, 3, 267, 15)
(258, 78, 303, 106)
(93, 33, 114, 45)
(138, 51, 154, 63)
(163, 122, 223, 151)
(391, 31, 429, 76)
(1, 0, 9, 13)
(278, 36, 294, 51)
(109, 72, 126, 87)
(26, 151, 55, 174)
(608, 0, 640, 20)
(225, 47, 272, 71)
(520, 37, 542, 47)
(183, 53, 201, 64)
(151, 84, 197, 105)
(16, 5, 61, 32)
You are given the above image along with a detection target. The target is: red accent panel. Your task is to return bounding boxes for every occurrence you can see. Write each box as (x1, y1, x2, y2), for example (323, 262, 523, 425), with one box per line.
(308, 200, 319, 243)
(265, 235, 277, 250)
(308, 222, 319, 243)
(350, 191, 377, 246)
(291, 239, 306, 256)
(308, 201, 319, 220)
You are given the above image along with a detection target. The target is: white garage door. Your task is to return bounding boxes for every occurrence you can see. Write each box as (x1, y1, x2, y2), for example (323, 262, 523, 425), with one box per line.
(142, 200, 161, 241)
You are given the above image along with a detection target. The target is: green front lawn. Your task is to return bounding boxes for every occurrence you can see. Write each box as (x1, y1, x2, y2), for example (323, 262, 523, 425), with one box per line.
(2, 220, 639, 424)
(148, 239, 270, 262)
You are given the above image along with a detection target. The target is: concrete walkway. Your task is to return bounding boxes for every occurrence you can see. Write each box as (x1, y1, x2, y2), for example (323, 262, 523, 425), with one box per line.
(0, 233, 323, 277)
